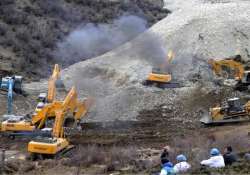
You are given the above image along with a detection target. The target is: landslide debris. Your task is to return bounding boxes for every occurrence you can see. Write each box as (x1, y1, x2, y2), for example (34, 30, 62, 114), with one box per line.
(61, 0, 250, 123)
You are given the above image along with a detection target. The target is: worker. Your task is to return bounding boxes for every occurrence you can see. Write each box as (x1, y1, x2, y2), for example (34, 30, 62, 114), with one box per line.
(161, 145, 170, 164)
(244, 153, 250, 161)
(223, 146, 237, 166)
(160, 158, 175, 175)
(200, 148, 225, 168)
(173, 154, 191, 173)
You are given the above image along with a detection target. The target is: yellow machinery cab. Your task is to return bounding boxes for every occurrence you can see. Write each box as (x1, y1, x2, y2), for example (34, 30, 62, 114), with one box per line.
(28, 137, 69, 155)
(147, 68, 172, 83)
(1, 115, 35, 132)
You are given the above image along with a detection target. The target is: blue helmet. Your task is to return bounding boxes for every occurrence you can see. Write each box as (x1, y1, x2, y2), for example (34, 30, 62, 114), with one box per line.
(210, 148, 220, 156)
(176, 154, 187, 161)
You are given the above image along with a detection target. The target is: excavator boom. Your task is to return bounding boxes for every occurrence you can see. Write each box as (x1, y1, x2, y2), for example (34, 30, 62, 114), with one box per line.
(47, 64, 60, 103)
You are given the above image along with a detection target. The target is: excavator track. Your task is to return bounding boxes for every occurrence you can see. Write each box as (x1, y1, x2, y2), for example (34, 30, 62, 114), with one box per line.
(200, 115, 250, 126)
(0, 130, 51, 139)
(142, 80, 182, 89)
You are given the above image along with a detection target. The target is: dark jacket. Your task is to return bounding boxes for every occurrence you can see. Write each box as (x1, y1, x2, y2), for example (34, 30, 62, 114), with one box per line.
(223, 152, 237, 165)
(161, 150, 169, 163)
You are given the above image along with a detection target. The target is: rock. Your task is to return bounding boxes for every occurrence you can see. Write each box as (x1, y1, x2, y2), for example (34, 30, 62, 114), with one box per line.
(120, 165, 134, 172)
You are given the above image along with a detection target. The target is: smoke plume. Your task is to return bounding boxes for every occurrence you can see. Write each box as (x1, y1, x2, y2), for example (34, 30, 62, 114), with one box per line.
(55, 15, 148, 65)
(135, 33, 168, 67)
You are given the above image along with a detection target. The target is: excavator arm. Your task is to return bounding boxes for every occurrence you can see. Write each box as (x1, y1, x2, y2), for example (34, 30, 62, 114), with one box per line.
(208, 59, 245, 80)
(7, 78, 14, 114)
(51, 87, 89, 137)
(31, 105, 50, 129)
(61, 87, 88, 123)
(47, 64, 60, 103)
(52, 110, 65, 138)
(32, 87, 89, 130)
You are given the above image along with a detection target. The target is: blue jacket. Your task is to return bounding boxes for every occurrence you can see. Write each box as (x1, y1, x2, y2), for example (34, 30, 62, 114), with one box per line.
(162, 162, 175, 175)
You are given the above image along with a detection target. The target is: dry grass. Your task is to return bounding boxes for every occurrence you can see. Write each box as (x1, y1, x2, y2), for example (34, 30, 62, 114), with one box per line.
(0, 0, 169, 79)
(64, 145, 138, 172)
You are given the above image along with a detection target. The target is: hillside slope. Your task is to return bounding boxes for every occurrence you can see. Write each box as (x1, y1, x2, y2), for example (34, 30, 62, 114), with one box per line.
(0, 0, 169, 80)
(61, 0, 250, 122)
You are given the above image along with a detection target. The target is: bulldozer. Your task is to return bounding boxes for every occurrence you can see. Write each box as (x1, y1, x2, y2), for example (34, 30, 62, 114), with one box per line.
(200, 97, 250, 125)
(28, 86, 87, 160)
(208, 55, 250, 91)
(143, 50, 180, 88)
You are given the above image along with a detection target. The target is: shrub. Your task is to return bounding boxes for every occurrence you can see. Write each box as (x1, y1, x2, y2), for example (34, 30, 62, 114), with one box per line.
(64, 145, 138, 172)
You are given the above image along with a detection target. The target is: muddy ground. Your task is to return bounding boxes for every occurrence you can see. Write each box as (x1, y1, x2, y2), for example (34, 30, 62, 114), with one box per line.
(1, 84, 250, 174)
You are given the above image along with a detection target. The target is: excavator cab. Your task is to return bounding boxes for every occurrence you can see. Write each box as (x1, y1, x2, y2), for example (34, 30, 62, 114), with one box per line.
(234, 71, 250, 91)
(37, 93, 47, 103)
(226, 98, 244, 113)
(241, 71, 250, 83)
(151, 67, 169, 75)
(0, 76, 23, 94)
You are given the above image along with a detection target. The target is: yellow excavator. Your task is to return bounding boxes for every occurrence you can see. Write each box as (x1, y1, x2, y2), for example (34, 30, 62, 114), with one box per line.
(28, 87, 86, 159)
(143, 50, 180, 88)
(200, 97, 250, 125)
(0, 65, 89, 137)
(33, 64, 61, 128)
(0, 65, 61, 135)
(208, 55, 250, 91)
(37, 64, 60, 104)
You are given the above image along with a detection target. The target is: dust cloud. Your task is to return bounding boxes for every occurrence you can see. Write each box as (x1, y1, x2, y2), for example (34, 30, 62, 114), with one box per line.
(55, 15, 148, 65)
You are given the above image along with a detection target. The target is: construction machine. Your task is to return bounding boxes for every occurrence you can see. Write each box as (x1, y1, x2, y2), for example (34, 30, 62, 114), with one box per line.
(0, 75, 23, 117)
(208, 55, 250, 91)
(38, 64, 60, 104)
(200, 97, 250, 125)
(0, 65, 60, 135)
(0, 65, 89, 138)
(143, 50, 180, 88)
(33, 64, 61, 127)
(28, 87, 87, 159)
